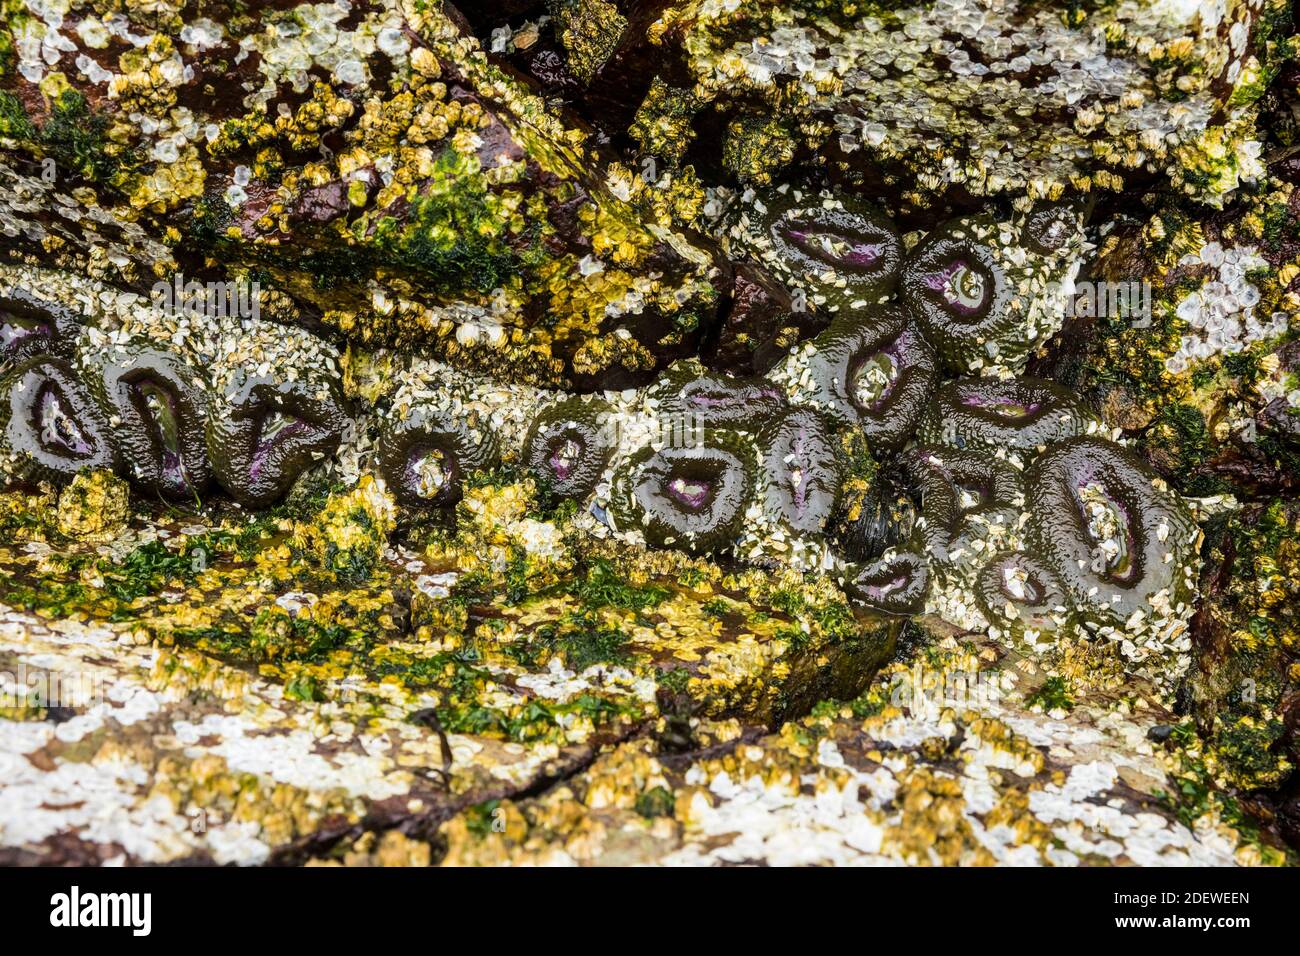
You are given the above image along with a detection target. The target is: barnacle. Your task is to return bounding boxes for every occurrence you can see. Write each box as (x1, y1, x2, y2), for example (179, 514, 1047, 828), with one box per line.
(609, 431, 754, 553)
(524, 395, 616, 502)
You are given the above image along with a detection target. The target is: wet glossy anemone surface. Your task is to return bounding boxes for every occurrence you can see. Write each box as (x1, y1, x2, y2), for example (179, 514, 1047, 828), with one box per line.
(788, 310, 937, 451)
(901, 445, 1023, 565)
(0, 356, 116, 482)
(843, 549, 931, 615)
(650, 367, 788, 431)
(900, 218, 1013, 372)
(1024, 436, 1199, 628)
(611, 433, 754, 553)
(758, 406, 842, 536)
(1022, 203, 1082, 256)
(917, 377, 1094, 451)
(0, 290, 78, 372)
(90, 346, 211, 500)
(378, 402, 499, 509)
(524, 396, 616, 502)
(209, 379, 348, 509)
(729, 187, 903, 312)
(975, 550, 1074, 639)
(0, 0, 1289, 865)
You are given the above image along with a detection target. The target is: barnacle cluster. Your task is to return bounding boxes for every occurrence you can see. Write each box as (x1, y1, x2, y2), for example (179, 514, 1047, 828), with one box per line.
(626, 0, 1276, 211)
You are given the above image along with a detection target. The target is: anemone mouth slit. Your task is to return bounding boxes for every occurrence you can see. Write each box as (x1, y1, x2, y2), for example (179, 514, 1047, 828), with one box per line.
(1005, 567, 1046, 605)
(975, 550, 1073, 637)
(655, 372, 787, 431)
(1, 316, 48, 350)
(684, 383, 783, 413)
(616, 439, 752, 552)
(844, 550, 931, 614)
(547, 435, 585, 482)
(667, 474, 714, 511)
(752, 192, 902, 307)
(36, 384, 91, 458)
(964, 396, 1043, 421)
(802, 313, 935, 451)
(215, 383, 344, 505)
(250, 408, 308, 480)
(127, 377, 190, 491)
(524, 397, 614, 502)
(758, 408, 840, 535)
(850, 350, 898, 412)
(864, 573, 909, 597)
(920, 378, 1094, 451)
(1075, 480, 1140, 585)
(785, 428, 812, 512)
(407, 445, 456, 500)
(927, 258, 990, 316)
(378, 402, 496, 511)
(1025, 436, 1196, 623)
(3, 357, 115, 481)
(781, 219, 884, 271)
(0, 292, 78, 371)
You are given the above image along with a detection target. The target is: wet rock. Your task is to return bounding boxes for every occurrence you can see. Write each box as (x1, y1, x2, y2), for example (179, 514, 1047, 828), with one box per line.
(702, 262, 822, 376)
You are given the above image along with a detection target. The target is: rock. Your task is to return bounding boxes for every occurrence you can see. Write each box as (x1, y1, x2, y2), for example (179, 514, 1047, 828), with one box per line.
(0, 485, 900, 863)
(703, 262, 825, 376)
(55, 469, 130, 540)
(0, 2, 722, 390)
(1187, 500, 1299, 792)
(422, 623, 1277, 866)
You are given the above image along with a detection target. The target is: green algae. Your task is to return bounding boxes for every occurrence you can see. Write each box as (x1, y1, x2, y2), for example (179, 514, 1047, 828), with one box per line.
(1156, 721, 1293, 864)
(40, 91, 118, 184)
(370, 147, 541, 299)
(1025, 676, 1075, 713)
(0, 91, 33, 141)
